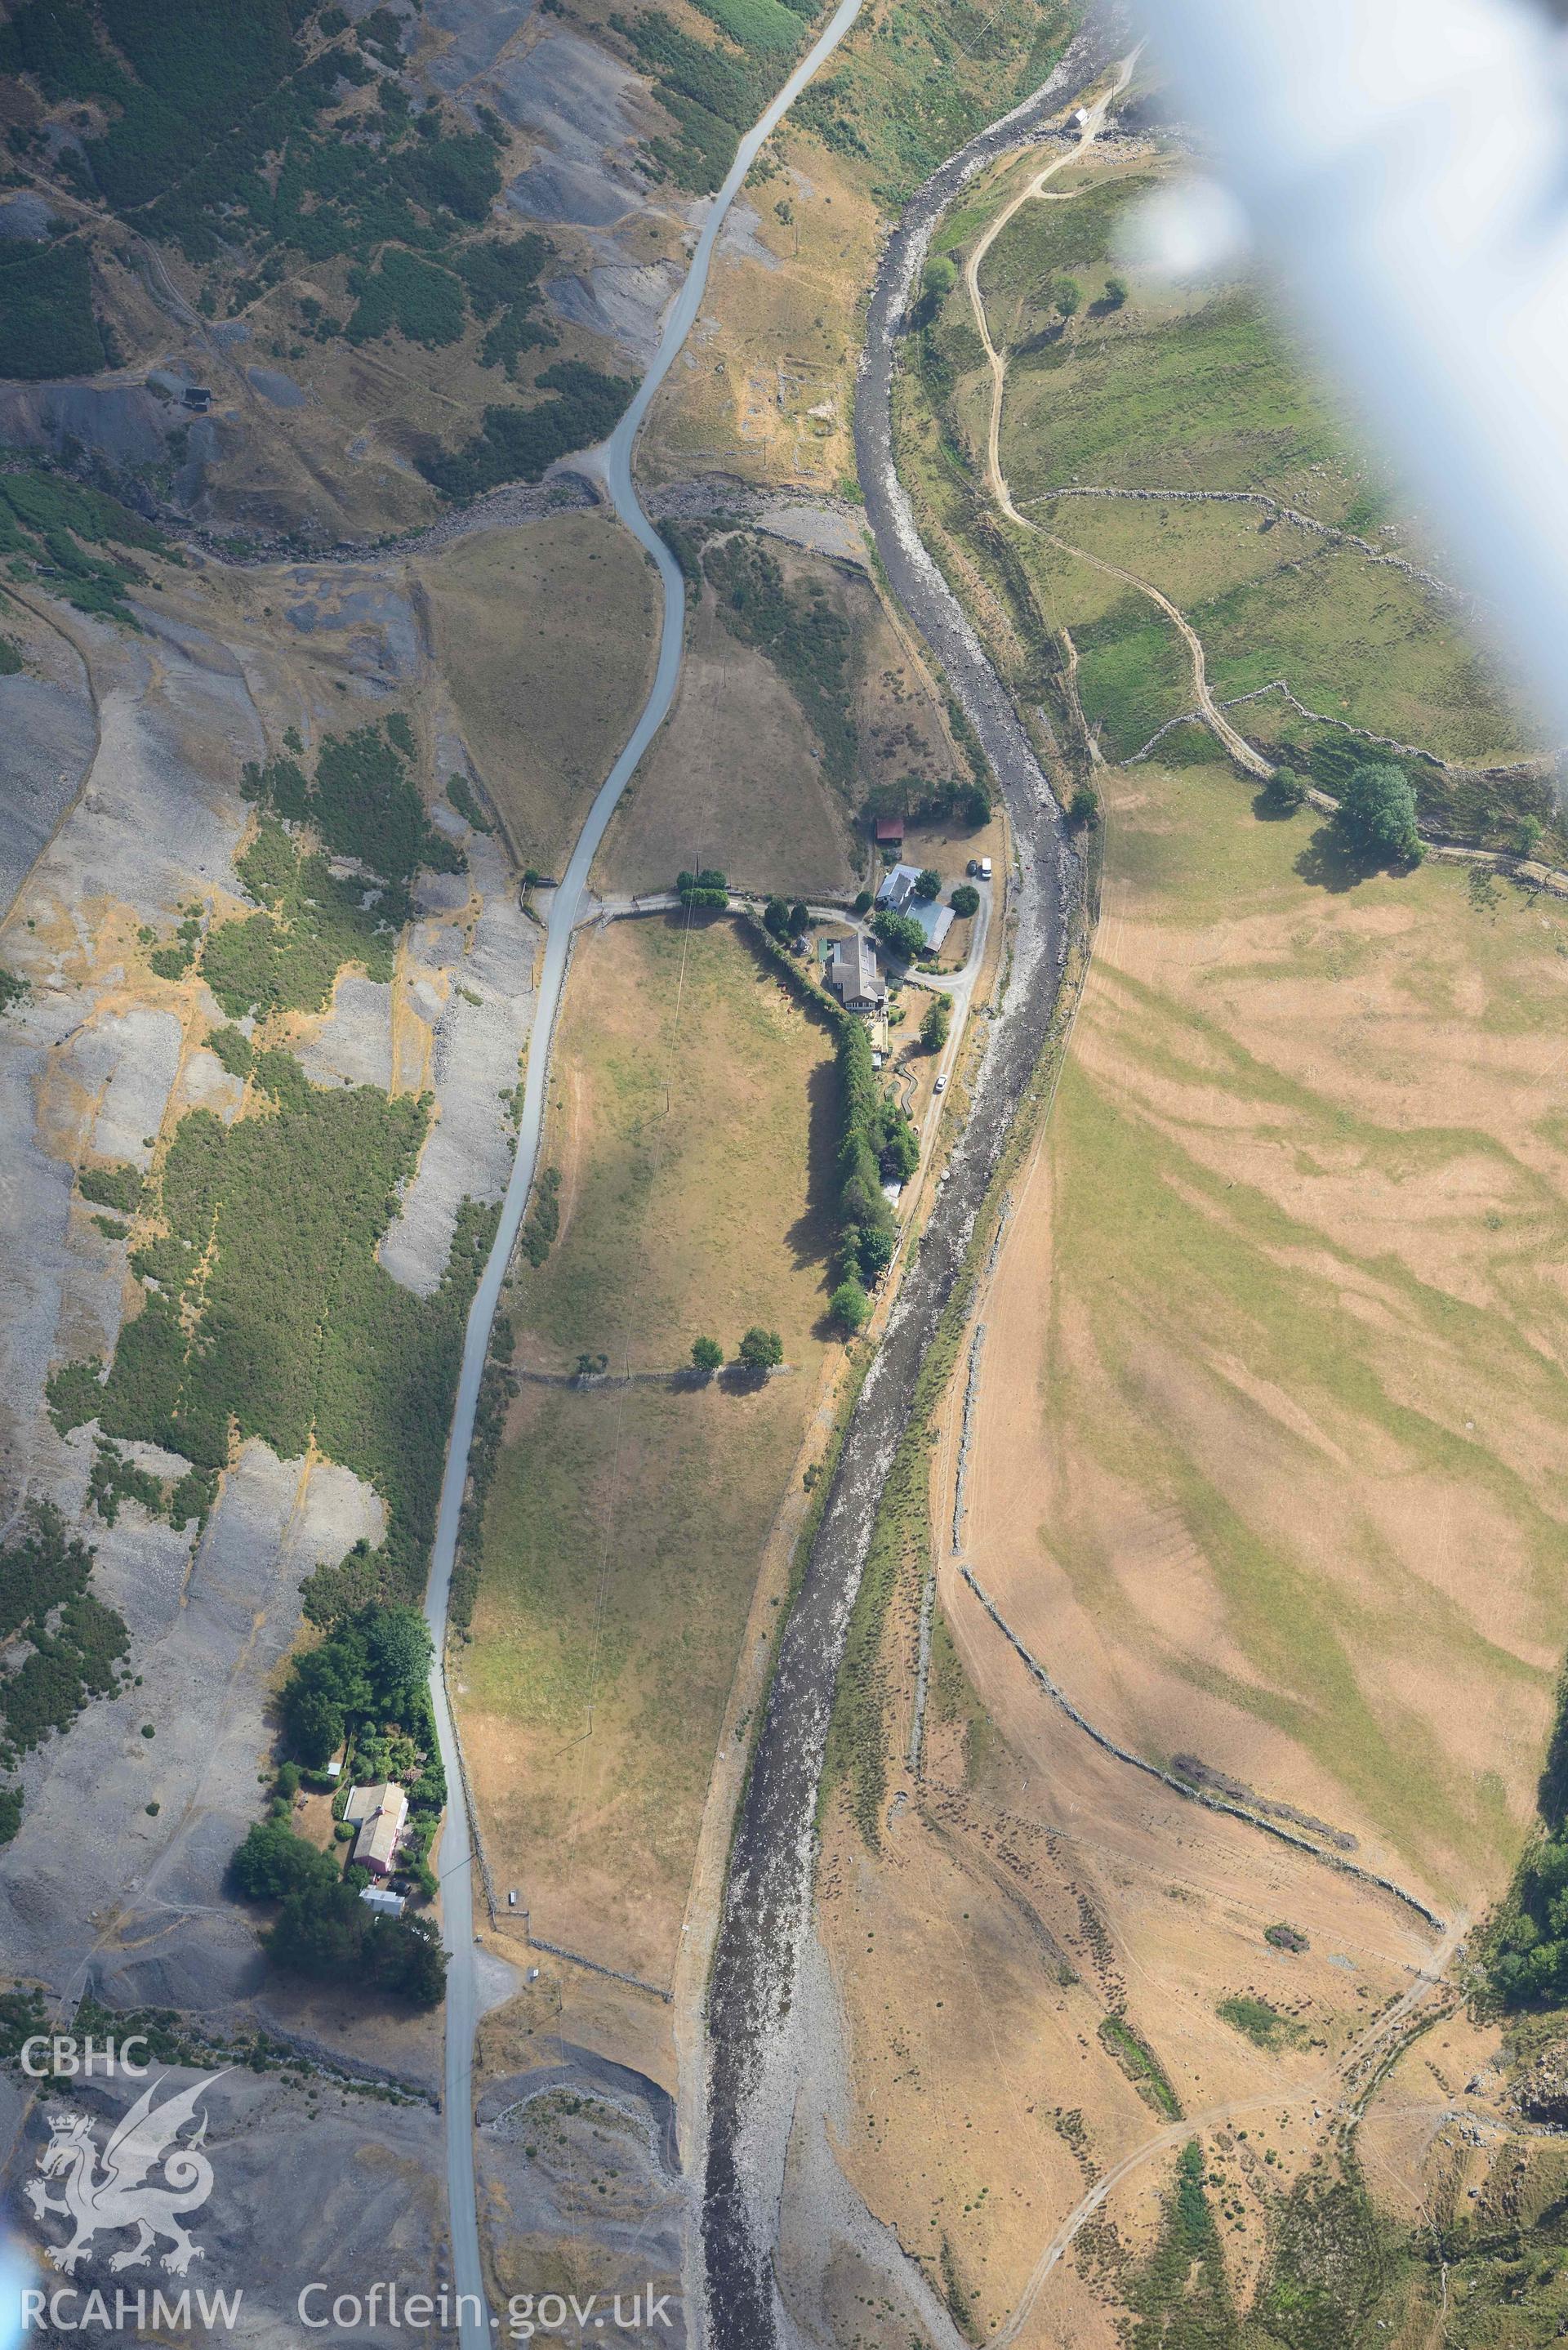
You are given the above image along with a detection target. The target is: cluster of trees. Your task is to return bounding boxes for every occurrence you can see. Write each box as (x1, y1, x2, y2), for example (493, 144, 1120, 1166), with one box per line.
(201, 818, 398, 1022)
(419, 366, 635, 501)
(866, 765, 991, 837)
(228, 1604, 448, 2007)
(0, 1505, 130, 1828)
(676, 867, 729, 911)
(242, 721, 462, 895)
(836, 1018, 918, 1286)
(0, 0, 553, 389)
(688, 1327, 783, 1376)
(278, 1604, 438, 1779)
(519, 1166, 561, 1269)
(873, 908, 927, 964)
(50, 1040, 501, 1625)
(764, 897, 811, 941)
(0, 466, 171, 627)
(1490, 1833, 1568, 2005)
(1337, 761, 1423, 864)
(619, 11, 773, 193)
(447, 774, 492, 835)
(0, 243, 104, 382)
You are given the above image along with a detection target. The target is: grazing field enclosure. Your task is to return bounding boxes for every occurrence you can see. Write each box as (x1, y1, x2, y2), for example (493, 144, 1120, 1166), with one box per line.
(457, 915, 839, 1982)
(416, 515, 658, 876)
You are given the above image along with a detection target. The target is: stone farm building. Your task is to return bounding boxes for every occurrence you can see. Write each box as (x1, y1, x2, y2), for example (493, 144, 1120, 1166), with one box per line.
(343, 1781, 408, 1878)
(826, 933, 887, 1013)
(875, 864, 953, 954)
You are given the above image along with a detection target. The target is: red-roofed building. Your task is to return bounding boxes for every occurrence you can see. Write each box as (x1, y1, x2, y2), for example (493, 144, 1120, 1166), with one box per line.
(874, 814, 905, 848)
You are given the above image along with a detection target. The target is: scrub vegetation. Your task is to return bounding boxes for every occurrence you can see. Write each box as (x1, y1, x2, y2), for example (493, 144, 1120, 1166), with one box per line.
(0, 1507, 129, 1842)
(0, 465, 176, 627)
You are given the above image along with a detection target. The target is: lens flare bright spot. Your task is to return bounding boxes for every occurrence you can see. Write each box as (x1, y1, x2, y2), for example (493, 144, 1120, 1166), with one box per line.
(1116, 175, 1253, 284)
(0, 2240, 42, 2350)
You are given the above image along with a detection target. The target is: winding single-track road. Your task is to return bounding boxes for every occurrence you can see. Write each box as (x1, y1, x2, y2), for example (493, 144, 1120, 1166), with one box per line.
(417, 2, 873, 2341)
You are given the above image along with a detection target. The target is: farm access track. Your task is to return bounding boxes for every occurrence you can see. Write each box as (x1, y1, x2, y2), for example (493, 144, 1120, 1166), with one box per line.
(963, 116, 1567, 873)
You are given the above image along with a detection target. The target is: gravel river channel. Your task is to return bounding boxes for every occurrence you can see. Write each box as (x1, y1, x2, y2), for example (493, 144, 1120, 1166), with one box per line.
(699, 21, 1116, 2344)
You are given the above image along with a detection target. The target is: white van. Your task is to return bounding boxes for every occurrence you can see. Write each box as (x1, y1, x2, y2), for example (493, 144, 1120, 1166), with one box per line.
(978, 856, 992, 881)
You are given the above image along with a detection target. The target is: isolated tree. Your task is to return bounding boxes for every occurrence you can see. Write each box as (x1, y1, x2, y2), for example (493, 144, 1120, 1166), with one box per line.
(829, 1278, 870, 1334)
(911, 252, 956, 328)
(914, 867, 941, 901)
(691, 1336, 724, 1376)
(737, 1326, 784, 1373)
(1338, 762, 1422, 863)
(1102, 275, 1128, 310)
(764, 896, 791, 940)
(1263, 767, 1307, 813)
(790, 901, 810, 935)
(853, 888, 873, 915)
(920, 1001, 950, 1053)
(1054, 277, 1081, 319)
(949, 883, 979, 917)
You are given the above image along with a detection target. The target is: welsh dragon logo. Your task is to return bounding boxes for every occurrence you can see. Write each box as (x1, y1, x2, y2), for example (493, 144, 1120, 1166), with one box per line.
(24, 2071, 226, 2275)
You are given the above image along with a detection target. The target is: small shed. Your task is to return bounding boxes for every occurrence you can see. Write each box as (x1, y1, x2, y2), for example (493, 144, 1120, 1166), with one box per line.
(874, 814, 905, 848)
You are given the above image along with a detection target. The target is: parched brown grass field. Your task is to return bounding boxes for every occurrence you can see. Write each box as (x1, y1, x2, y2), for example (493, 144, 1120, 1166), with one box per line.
(414, 514, 658, 876)
(595, 540, 961, 902)
(455, 913, 839, 1983)
(804, 747, 1568, 2348)
(961, 754, 1568, 1912)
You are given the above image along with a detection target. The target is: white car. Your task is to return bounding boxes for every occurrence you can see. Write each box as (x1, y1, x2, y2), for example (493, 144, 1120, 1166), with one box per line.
(978, 857, 992, 881)
(933, 1074, 947, 1093)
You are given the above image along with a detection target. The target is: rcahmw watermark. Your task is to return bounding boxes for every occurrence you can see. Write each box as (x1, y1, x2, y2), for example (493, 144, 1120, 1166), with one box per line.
(22, 2286, 241, 2330)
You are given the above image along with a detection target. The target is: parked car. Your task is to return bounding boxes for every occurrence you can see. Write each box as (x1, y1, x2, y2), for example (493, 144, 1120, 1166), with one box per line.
(979, 857, 992, 881)
(934, 1074, 947, 1093)
(965, 858, 978, 876)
